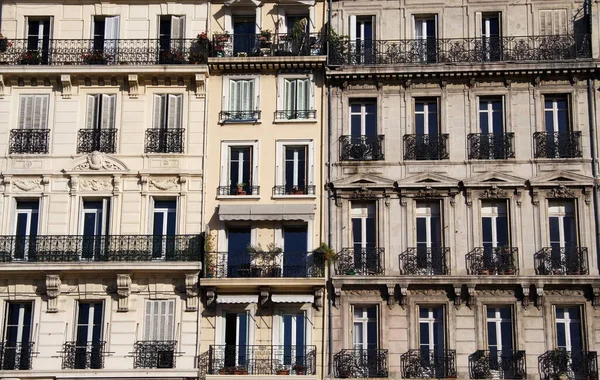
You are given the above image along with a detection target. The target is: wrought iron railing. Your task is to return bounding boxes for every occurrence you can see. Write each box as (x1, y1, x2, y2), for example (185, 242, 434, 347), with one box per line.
(401, 349, 457, 379)
(335, 248, 385, 276)
(538, 350, 598, 380)
(340, 135, 385, 161)
(9, 129, 50, 154)
(466, 247, 519, 275)
(0, 342, 34, 370)
(328, 34, 591, 65)
(211, 33, 323, 57)
(272, 185, 316, 196)
(533, 131, 582, 158)
(534, 247, 588, 275)
(133, 340, 177, 369)
(403, 134, 449, 160)
(275, 110, 317, 120)
(400, 247, 450, 275)
(469, 350, 527, 379)
(220, 110, 261, 122)
(62, 341, 106, 369)
(204, 251, 324, 278)
(0, 234, 201, 262)
(0, 38, 208, 65)
(333, 349, 388, 378)
(144, 128, 185, 153)
(77, 129, 117, 154)
(205, 345, 316, 375)
(467, 133, 514, 160)
(217, 184, 260, 196)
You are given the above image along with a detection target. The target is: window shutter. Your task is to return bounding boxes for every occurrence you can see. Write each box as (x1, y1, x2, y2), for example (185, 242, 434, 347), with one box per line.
(475, 12, 482, 38)
(284, 79, 293, 111)
(245, 80, 254, 111)
(298, 79, 309, 111)
(229, 80, 240, 112)
(19, 96, 33, 130)
(166, 299, 175, 340)
(167, 94, 182, 129)
(104, 16, 119, 40)
(144, 300, 152, 340)
(171, 16, 184, 40)
(33, 95, 49, 129)
(153, 94, 165, 129)
(349, 15, 357, 41)
(86, 95, 97, 129)
(540, 10, 567, 36)
(100, 94, 116, 130)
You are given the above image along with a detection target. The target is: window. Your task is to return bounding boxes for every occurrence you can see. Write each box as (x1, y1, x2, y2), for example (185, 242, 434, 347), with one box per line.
(285, 15, 309, 34)
(350, 101, 377, 136)
(343, 101, 381, 161)
(353, 306, 377, 350)
(14, 200, 39, 260)
(414, 16, 437, 63)
(536, 95, 580, 158)
(416, 202, 444, 274)
(74, 302, 104, 369)
(545, 95, 570, 133)
(227, 226, 252, 277)
(418, 306, 445, 378)
(18, 95, 49, 130)
(285, 146, 307, 193)
(146, 95, 183, 153)
(349, 16, 374, 63)
(141, 299, 176, 368)
(224, 312, 249, 367)
(280, 312, 307, 371)
(415, 98, 439, 135)
(472, 97, 512, 159)
(555, 306, 583, 352)
(282, 225, 308, 277)
(351, 202, 378, 275)
(480, 201, 512, 274)
(159, 15, 184, 63)
(220, 141, 259, 196)
(92, 16, 119, 60)
(479, 97, 504, 135)
(153, 94, 182, 130)
(152, 200, 177, 259)
(539, 10, 568, 36)
(480, 13, 501, 61)
(86, 95, 116, 130)
(26, 17, 51, 63)
(546, 200, 582, 274)
(3, 302, 33, 370)
(281, 78, 311, 119)
(407, 98, 447, 160)
(486, 306, 514, 371)
(233, 16, 256, 55)
(225, 79, 258, 121)
(81, 199, 110, 260)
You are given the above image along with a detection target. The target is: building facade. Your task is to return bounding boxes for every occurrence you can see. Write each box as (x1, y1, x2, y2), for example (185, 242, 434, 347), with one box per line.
(327, 0, 600, 379)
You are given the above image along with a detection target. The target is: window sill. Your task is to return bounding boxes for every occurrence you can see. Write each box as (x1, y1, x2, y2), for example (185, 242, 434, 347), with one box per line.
(219, 119, 262, 125)
(217, 195, 261, 200)
(272, 194, 317, 199)
(273, 119, 318, 124)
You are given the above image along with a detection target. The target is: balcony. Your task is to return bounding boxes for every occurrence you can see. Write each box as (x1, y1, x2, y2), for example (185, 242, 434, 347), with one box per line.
(204, 251, 324, 278)
(0, 39, 208, 65)
(335, 248, 385, 276)
(275, 110, 316, 121)
(340, 135, 385, 161)
(273, 185, 316, 196)
(0, 235, 201, 263)
(211, 33, 323, 58)
(538, 350, 598, 380)
(401, 349, 457, 379)
(400, 247, 450, 275)
(534, 247, 589, 275)
(9, 129, 50, 154)
(533, 131, 582, 158)
(219, 110, 261, 123)
(62, 341, 106, 369)
(466, 247, 518, 275)
(144, 128, 185, 153)
(205, 345, 316, 375)
(403, 134, 449, 160)
(77, 129, 117, 154)
(0, 342, 34, 370)
(133, 341, 177, 369)
(469, 350, 526, 379)
(333, 349, 388, 378)
(328, 34, 591, 66)
(217, 184, 260, 196)
(467, 133, 514, 160)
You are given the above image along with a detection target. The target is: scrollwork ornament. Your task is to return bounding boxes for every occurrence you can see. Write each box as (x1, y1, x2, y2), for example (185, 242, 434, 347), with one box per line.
(13, 179, 41, 192)
(481, 185, 508, 199)
(149, 178, 178, 191)
(547, 184, 576, 199)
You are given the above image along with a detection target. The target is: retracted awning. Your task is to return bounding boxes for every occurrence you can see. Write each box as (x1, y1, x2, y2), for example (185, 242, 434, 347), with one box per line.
(219, 204, 314, 222)
(271, 294, 314, 303)
(216, 295, 258, 304)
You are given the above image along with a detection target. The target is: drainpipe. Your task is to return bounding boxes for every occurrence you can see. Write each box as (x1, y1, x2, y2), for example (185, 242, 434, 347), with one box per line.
(587, 78, 600, 274)
(326, 0, 333, 376)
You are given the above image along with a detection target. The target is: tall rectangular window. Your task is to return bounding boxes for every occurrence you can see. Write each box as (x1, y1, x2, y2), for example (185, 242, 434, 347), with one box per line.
(281, 312, 306, 369)
(227, 226, 251, 277)
(14, 200, 39, 260)
(283, 224, 308, 277)
(75, 302, 104, 369)
(349, 16, 374, 63)
(144, 299, 175, 341)
(353, 306, 377, 350)
(486, 306, 514, 372)
(86, 95, 116, 130)
(481, 13, 501, 61)
(152, 200, 176, 259)
(414, 98, 439, 135)
(26, 17, 51, 56)
(555, 306, 583, 352)
(229, 79, 255, 115)
(81, 199, 110, 259)
(92, 16, 119, 57)
(539, 10, 568, 36)
(224, 312, 249, 366)
(481, 201, 509, 249)
(414, 16, 437, 63)
(479, 97, 504, 135)
(416, 202, 443, 274)
(283, 78, 310, 119)
(544, 95, 570, 133)
(350, 101, 377, 136)
(3, 302, 33, 370)
(229, 146, 253, 194)
(351, 202, 377, 274)
(153, 94, 182, 130)
(284, 146, 307, 193)
(233, 16, 256, 54)
(158, 15, 184, 60)
(419, 306, 445, 378)
(18, 95, 49, 130)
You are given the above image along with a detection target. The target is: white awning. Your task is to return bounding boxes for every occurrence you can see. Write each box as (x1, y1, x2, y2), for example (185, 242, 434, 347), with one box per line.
(219, 204, 315, 222)
(271, 294, 314, 303)
(217, 295, 258, 304)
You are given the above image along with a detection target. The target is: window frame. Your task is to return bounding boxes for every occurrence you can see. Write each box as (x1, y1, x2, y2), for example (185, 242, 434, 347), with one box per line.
(480, 200, 510, 248)
(351, 304, 378, 350)
(484, 305, 514, 351)
(554, 305, 585, 352)
(348, 99, 377, 135)
(219, 140, 260, 198)
(275, 139, 315, 197)
(143, 299, 176, 341)
(79, 198, 111, 236)
(18, 94, 50, 130)
(413, 97, 440, 135)
(276, 73, 316, 121)
(222, 76, 261, 122)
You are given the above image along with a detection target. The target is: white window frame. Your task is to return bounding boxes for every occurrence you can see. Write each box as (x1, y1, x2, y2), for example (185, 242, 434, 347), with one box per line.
(348, 100, 377, 135)
(485, 306, 513, 351)
(153, 94, 183, 130)
(222, 76, 260, 122)
(414, 98, 439, 135)
(547, 200, 576, 248)
(275, 139, 315, 195)
(75, 301, 104, 343)
(219, 141, 260, 197)
(14, 200, 39, 236)
(543, 95, 570, 133)
(79, 198, 110, 236)
(418, 306, 444, 350)
(352, 305, 378, 350)
(276, 73, 316, 121)
(481, 201, 508, 248)
(85, 94, 117, 130)
(4, 302, 34, 344)
(18, 94, 50, 130)
(478, 96, 505, 134)
(416, 202, 440, 249)
(351, 203, 376, 248)
(555, 306, 582, 351)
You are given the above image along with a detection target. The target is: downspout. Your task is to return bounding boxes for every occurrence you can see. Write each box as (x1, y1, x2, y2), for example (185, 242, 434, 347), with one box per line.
(588, 78, 600, 274)
(326, 0, 333, 376)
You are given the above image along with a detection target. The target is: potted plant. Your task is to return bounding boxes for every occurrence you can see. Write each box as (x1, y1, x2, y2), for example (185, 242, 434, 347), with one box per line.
(214, 32, 230, 57)
(275, 364, 290, 375)
(314, 242, 337, 263)
(236, 183, 246, 195)
(159, 49, 185, 64)
(290, 186, 304, 195)
(547, 348, 570, 380)
(233, 366, 248, 375)
(293, 364, 306, 375)
(203, 231, 216, 278)
(81, 50, 111, 64)
(219, 366, 234, 375)
(259, 29, 272, 48)
(471, 355, 491, 379)
(188, 50, 205, 64)
(346, 268, 356, 275)
(0, 33, 11, 52)
(18, 50, 42, 65)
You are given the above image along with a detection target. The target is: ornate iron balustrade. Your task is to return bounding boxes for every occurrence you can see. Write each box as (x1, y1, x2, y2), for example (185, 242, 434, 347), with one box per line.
(538, 350, 598, 380)
(9, 129, 50, 154)
(0, 234, 201, 262)
(0, 38, 208, 65)
(533, 131, 582, 158)
(340, 135, 385, 161)
(275, 110, 316, 120)
(62, 341, 106, 369)
(401, 349, 457, 379)
(333, 349, 388, 378)
(217, 184, 260, 196)
(212, 33, 323, 58)
(272, 185, 316, 196)
(400, 247, 450, 275)
(335, 248, 385, 276)
(467, 133, 514, 160)
(403, 134, 449, 160)
(144, 128, 185, 153)
(133, 340, 177, 369)
(469, 350, 527, 379)
(77, 129, 117, 154)
(205, 345, 316, 375)
(0, 342, 34, 370)
(204, 251, 324, 278)
(219, 111, 261, 122)
(328, 34, 591, 65)
(466, 247, 519, 275)
(534, 247, 589, 275)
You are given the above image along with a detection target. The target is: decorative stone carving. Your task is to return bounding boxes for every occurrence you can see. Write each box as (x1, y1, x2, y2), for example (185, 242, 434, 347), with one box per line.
(45, 274, 61, 313)
(544, 289, 585, 296)
(13, 179, 41, 192)
(116, 274, 132, 312)
(61, 74, 72, 98)
(80, 179, 112, 191)
(536, 287, 544, 309)
(73, 152, 126, 171)
(185, 273, 199, 311)
(260, 287, 270, 306)
(399, 286, 408, 307)
(481, 185, 508, 199)
(150, 178, 178, 191)
(205, 288, 216, 308)
(195, 74, 206, 98)
(387, 284, 395, 307)
(467, 286, 476, 308)
(345, 289, 381, 296)
(349, 186, 376, 200)
(521, 285, 530, 309)
(314, 288, 323, 310)
(409, 289, 447, 296)
(593, 287, 600, 309)
(547, 184, 576, 199)
(453, 286, 462, 308)
(477, 289, 515, 297)
(414, 186, 441, 199)
(128, 74, 139, 98)
(333, 286, 341, 307)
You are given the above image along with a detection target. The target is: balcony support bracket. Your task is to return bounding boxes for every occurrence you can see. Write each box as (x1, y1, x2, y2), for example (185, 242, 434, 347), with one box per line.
(314, 287, 323, 310)
(453, 285, 463, 309)
(128, 74, 139, 98)
(45, 274, 62, 313)
(116, 273, 132, 312)
(467, 286, 476, 308)
(60, 74, 72, 98)
(205, 287, 216, 308)
(399, 286, 408, 308)
(535, 285, 544, 309)
(386, 284, 396, 307)
(195, 74, 206, 98)
(260, 287, 270, 306)
(185, 273, 199, 311)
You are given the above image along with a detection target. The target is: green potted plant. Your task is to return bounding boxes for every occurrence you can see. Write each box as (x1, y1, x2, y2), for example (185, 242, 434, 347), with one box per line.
(233, 366, 248, 375)
(0, 33, 10, 52)
(548, 348, 570, 380)
(18, 50, 42, 65)
(314, 242, 337, 263)
(81, 50, 111, 64)
(203, 231, 216, 278)
(471, 355, 491, 379)
(275, 364, 290, 375)
(292, 364, 306, 375)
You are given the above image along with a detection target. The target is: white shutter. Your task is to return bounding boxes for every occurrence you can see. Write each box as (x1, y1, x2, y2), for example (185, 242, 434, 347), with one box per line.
(159, 300, 166, 341)
(104, 16, 119, 40)
(241, 80, 254, 111)
(171, 16, 184, 39)
(166, 299, 175, 340)
(298, 79, 309, 111)
(284, 79, 293, 111)
(33, 95, 49, 129)
(167, 94, 182, 129)
(540, 10, 567, 36)
(86, 95, 98, 129)
(475, 12, 482, 38)
(255, 7, 262, 34)
(101, 94, 116, 130)
(224, 11, 233, 34)
(230, 80, 240, 111)
(144, 300, 153, 340)
(278, 8, 287, 34)
(153, 94, 165, 129)
(349, 15, 357, 41)
(19, 95, 34, 130)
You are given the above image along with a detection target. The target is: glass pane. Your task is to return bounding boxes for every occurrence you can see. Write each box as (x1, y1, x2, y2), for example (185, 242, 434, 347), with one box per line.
(419, 322, 429, 348)
(497, 217, 508, 246)
(487, 322, 498, 347)
(351, 114, 362, 136)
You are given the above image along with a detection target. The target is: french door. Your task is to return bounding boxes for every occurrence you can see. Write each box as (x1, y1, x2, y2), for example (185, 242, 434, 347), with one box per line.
(414, 17, 436, 63)
(26, 18, 51, 63)
(3, 302, 33, 370)
(227, 227, 251, 277)
(283, 225, 308, 277)
(233, 17, 256, 55)
(481, 13, 501, 61)
(152, 200, 176, 259)
(486, 307, 514, 374)
(481, 201, 509, 273)
(75, 302, 104, 369)
(92, 16, 119, 61)
(81, 199, 110, 259)
(548, 200, 578, 274)
(14, 201, 39, 260)
(416, 202, 442, 274)
(419, 307, 445, 378)
(224, 312, 249, 367)
(349, 16, 374, 64)
(351, 203, 377, 274)
(281, 313, 306, 371)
